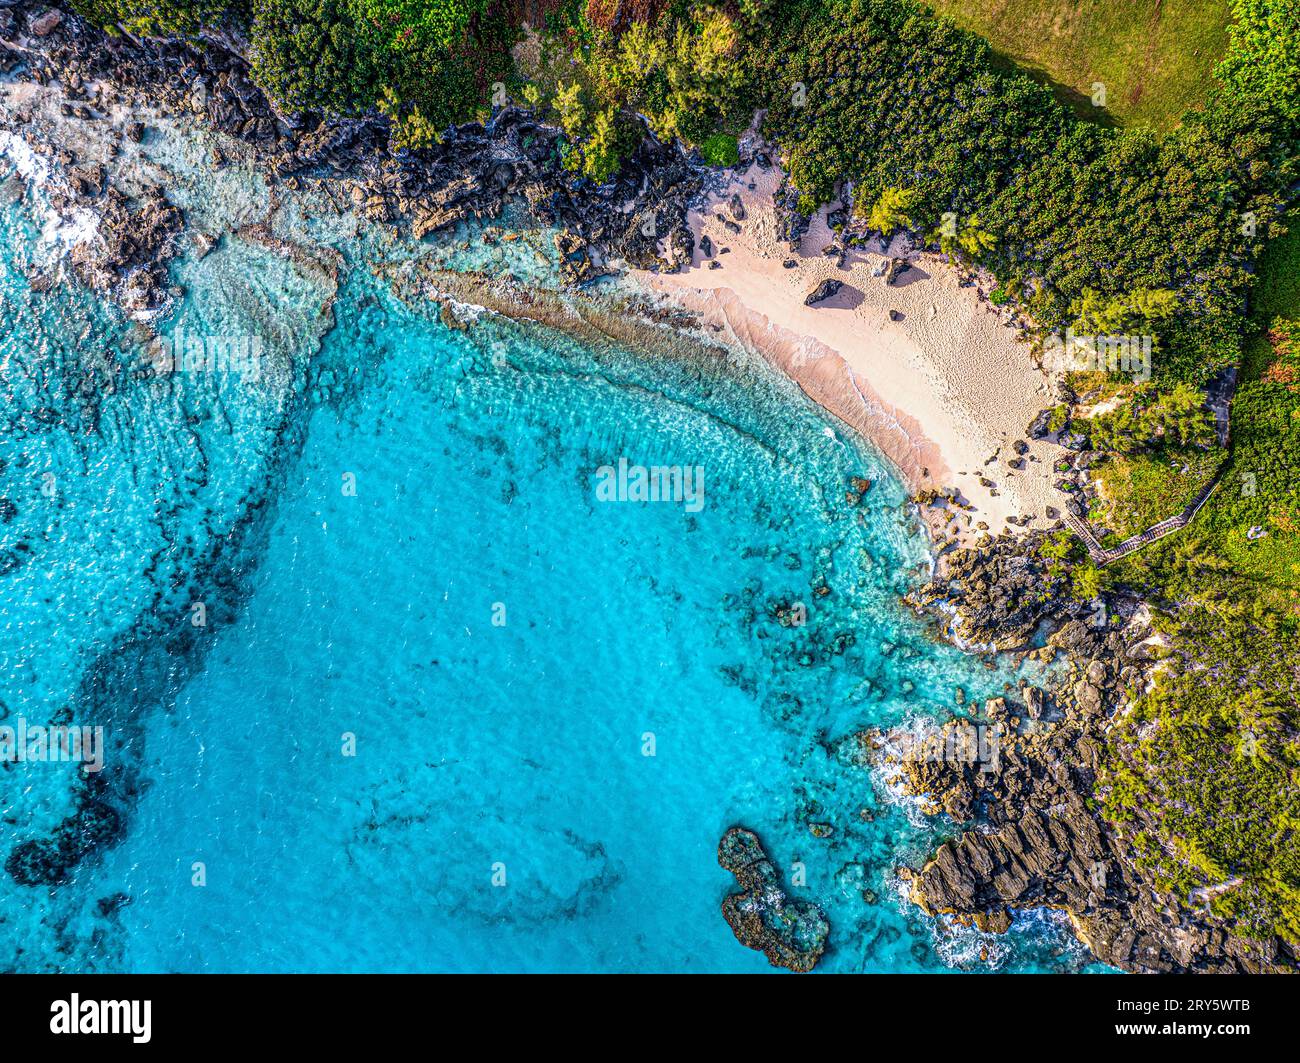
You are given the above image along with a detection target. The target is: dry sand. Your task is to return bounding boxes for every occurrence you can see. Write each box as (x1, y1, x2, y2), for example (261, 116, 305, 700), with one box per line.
(631, 163, 1068, 548)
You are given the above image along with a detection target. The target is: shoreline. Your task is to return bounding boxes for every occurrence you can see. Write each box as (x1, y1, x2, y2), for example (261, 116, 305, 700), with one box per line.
(630, 163, 1071, 551)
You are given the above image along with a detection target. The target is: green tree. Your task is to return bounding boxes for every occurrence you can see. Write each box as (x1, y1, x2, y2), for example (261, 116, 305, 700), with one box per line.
(553, 80, 587, 139)
(859, 186, 916, 236)
(1071, 562, 1102, 601)
(1216, 0, 1300, 127)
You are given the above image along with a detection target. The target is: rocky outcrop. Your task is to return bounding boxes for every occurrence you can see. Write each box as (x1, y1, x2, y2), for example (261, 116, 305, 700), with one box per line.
(68, 187, 185, 312)
(2, 1, 704, 292)
(718, 827, 829, 972)
(772, 175, 811, 250)
(887, 569, 1298, 973)
(908, 531, 1088, 650)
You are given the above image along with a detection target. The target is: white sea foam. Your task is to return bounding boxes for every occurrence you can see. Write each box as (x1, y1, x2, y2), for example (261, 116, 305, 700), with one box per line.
(0, 130, 51, 184)
(0, 130, 101, 254)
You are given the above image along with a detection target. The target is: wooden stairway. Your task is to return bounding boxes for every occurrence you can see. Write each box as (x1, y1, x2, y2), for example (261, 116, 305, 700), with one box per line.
(1063, 478, 1221, 565)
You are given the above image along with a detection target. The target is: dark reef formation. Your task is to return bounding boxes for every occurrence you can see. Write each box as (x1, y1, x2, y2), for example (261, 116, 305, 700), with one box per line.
(718, 826, 829, 972)
(4, 770, 123, 886)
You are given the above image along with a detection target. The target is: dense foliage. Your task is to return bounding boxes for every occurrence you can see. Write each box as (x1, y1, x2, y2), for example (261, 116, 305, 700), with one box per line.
(1217, 0, 1300, 127)
(1088, 383, 1216, 453)
(248, 0, 515, 129)
(1099, 607, 1300, 943)
(515, 0, 754, 180)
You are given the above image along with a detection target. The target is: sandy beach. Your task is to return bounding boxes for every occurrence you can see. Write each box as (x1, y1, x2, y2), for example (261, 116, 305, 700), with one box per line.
(631, 163, 1068, 548)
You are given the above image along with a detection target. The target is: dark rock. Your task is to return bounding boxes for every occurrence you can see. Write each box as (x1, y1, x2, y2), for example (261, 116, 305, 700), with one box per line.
(1024, 686, 1046, 720)
(804, 278, 843, 306)
(885, 257, 911, 285)
(667, 224, 693, 268)
(718, 827, 829, 972)
(28, 7, 62, 36)
(1027, 409, 1054, 438)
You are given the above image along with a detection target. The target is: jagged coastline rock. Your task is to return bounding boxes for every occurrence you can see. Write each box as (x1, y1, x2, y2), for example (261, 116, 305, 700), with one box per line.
(886, 584, 1298, 973)
(6, 6, 706, 299)
(908, 531, 1086, 650)
(718, 826, 829, 972)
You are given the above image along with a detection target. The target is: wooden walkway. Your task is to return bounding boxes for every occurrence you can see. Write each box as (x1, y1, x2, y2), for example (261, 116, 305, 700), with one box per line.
(1062, 366, 1235, 565)
(1063, 478, 1221, 565)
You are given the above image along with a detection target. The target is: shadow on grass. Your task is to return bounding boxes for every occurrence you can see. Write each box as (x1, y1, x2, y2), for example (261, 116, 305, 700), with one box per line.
(979, 47, 1124, 130)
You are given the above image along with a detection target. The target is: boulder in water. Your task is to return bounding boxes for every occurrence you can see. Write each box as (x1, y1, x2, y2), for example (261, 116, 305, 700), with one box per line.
(718, 827, 829, 972)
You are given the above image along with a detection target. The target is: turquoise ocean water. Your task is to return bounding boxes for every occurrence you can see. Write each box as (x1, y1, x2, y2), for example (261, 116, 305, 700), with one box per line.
(0, 125, 1097, 973)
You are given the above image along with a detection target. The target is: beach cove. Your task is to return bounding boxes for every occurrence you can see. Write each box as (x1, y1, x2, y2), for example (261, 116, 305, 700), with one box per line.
(0, 63, 1106, 973)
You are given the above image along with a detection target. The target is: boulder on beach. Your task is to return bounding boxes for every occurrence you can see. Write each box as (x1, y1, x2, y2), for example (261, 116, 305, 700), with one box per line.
(884, 257, 911, 286)
(1027, 409, 1054, 438)
(804, 278, 843, 306)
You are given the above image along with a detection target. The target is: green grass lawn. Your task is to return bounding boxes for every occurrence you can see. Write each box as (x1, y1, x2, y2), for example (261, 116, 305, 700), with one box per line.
(925, 0, 1233, 130)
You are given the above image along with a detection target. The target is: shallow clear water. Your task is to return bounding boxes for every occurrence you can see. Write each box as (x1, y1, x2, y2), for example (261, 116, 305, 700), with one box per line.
(0, 126, 1096, 973)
